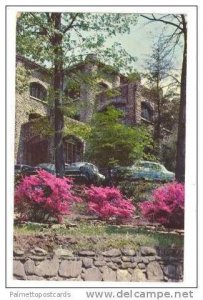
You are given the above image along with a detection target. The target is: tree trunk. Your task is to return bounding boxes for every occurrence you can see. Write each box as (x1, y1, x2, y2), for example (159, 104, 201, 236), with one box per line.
(51, 13, 65, 177)
(175, 15, 187, 182)
(154, 79, 162, 158)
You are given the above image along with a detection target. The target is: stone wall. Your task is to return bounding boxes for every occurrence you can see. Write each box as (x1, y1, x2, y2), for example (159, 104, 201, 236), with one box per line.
(15, 93, 48, 164)
(13, 247, 183, 282)
(15, 55, 157, 165)
(79, 57, 98, 123)
(15, 59, 49, 164)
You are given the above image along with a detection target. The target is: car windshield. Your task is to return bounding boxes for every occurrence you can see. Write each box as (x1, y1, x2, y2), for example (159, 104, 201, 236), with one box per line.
(22, 166, 34, 171)
(36, 164, 55, 171)
(69, 162, 99, 173)
(135, 162, 166, 171)
(88, 164, 99, 172)
(15, 165, 21, 170)
(15, 165, 32, 171)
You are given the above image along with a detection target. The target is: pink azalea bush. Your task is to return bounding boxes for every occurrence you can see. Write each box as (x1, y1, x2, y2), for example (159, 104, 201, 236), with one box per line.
(15, 170, 82, 223)
(139, 182, 184, 229)
(85, 186, 135, 221)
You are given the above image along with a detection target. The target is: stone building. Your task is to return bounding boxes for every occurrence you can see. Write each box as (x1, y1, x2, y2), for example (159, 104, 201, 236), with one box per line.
(15, 54, 155, 166)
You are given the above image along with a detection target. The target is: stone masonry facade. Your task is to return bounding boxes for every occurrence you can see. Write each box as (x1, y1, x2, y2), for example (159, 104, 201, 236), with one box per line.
(15, 54, 155, 166)
(13, 246, 183, 282)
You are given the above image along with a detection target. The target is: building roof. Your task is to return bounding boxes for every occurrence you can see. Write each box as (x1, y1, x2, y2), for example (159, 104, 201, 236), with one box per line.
(16, 54, 49, 75)
(16, 53, 128, 81)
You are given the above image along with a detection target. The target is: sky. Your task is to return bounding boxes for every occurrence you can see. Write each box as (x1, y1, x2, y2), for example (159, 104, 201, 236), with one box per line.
(104, 15, 183, 73)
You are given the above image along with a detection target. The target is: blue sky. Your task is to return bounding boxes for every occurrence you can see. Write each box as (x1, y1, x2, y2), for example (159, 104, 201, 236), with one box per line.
(104, 15, 183, 73)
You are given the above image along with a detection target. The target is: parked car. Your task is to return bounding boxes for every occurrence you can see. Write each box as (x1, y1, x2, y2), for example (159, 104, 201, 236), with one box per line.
(65, 162, 105, 184)
(36, 162, 105, 184)
(36, 163, 84, 182)
(15, 164, 38, 176)
(112, 160, 175, 182)
(35, 163, 71, 174)
(35, 163, 56, 174)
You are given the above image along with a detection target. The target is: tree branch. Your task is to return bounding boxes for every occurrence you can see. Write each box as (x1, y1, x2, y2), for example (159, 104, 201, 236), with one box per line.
(63, 13, 79, 34)
(168, 74, 181, 85)
(29, 12, 47, 30)
(172, 14, 182, 24)
(140, 14, 183, 31)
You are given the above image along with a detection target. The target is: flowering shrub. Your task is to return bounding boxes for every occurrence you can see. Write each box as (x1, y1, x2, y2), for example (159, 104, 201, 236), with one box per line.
(15, 170, 81, 223)
(139, 182, 184, 229)
(85, 186, 135, 221)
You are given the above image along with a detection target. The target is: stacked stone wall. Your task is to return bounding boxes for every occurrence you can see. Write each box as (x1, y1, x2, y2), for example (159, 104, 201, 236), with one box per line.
(13, 246, 183, 282)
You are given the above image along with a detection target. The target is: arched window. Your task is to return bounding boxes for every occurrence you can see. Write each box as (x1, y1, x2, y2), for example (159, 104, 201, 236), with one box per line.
(141, 102, 153, 122)
(30, 82, 47, 101)
(98, 82, 109, 91)
(28, 113, 42, 121)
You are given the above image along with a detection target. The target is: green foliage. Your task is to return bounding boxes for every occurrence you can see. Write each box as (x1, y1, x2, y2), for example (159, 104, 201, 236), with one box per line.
(127, 71, 141, 82)
(63, 117, 91, 140)
(161, 130, 177, 172)
(101, 88, 121, 99)
(145, 34, 174, 84)
(27, 112, 90, 142)
(14, 223, 184, 250)
(30, 117, 54, 138)
(161, 96, 180, 131)
(117, 180, 162, 205)
(16, 63, 31, 94)
(143, 34, 177, 146)
(65, 77, 80, 97)
(85, 106, 154, 168)
(16, 12, 138, 71)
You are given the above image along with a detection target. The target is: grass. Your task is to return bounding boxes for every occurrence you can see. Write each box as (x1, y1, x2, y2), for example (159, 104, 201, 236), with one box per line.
(14, 222, 184, 251)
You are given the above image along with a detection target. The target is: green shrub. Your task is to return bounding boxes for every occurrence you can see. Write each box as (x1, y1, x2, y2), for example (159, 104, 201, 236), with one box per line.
(117, 180, 162, 204)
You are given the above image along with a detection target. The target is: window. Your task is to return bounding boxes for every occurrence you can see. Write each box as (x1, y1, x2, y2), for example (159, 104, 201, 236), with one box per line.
(64, 142, 76, 164)
(141, 102, 153, 122)
(29, 113, 42, 120)
(63, 137, 83, 164)
(98, 82, 109, 91)
(30, 82, 47, 101)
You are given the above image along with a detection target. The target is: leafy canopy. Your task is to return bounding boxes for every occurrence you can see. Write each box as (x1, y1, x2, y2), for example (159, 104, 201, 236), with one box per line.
(16, 12, 139, 145)
(85, 106, 154, 168)
(16, 12, 138, 72)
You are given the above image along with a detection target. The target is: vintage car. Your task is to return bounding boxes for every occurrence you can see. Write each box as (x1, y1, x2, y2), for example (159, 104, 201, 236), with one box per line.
(112, 160, 175, 182)
(14, 164, 38, 176)
(65, 162, 105, 184)
(36, 162, 105, 184)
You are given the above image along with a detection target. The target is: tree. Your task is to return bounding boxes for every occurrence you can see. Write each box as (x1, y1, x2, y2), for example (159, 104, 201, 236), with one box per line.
(144, 34, 174, 156)
(141, 14, 187, 182)
(85, 106, 154, 170)
(159, 92, 180, 171)
(16, 12, 138, 176)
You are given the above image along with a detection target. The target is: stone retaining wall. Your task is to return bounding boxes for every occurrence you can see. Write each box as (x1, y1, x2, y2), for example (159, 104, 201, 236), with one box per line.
(13, 247, 183, 282)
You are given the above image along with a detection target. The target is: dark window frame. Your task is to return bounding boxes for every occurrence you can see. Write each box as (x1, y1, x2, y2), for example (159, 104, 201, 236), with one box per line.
(141, 102, 153, 122)
(30, 82, 47, 101)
